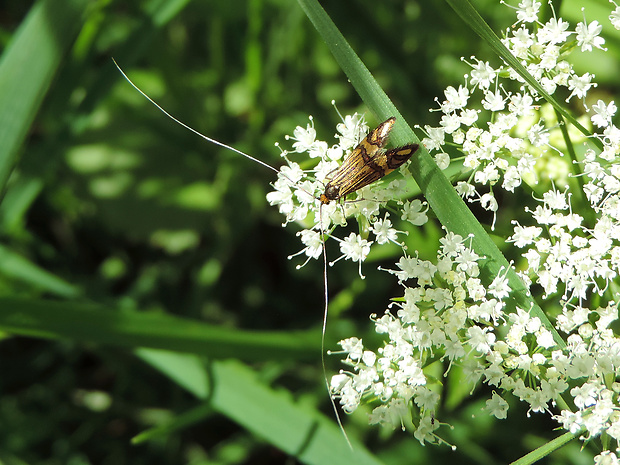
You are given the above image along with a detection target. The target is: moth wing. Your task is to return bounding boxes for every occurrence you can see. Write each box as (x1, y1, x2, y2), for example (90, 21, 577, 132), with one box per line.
(371, 143, 419, 176)
(322, 119, 417, 200)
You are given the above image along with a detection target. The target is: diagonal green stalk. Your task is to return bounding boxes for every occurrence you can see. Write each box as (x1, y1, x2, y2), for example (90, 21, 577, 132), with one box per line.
(297, 0, 564, 347)
(509, 431, 579, 465)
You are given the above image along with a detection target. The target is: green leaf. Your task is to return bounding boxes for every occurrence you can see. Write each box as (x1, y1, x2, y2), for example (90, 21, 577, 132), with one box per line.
(0, 297, 319, 361)
(0, 0, 90, 195)
(132, 401, 214, 444)
(297, 0, 564, 347)
(0, 176, 43, 233)
(509, 431, 579, 465)
(0, 245, 81, 298)
(137, 350, 386, 465)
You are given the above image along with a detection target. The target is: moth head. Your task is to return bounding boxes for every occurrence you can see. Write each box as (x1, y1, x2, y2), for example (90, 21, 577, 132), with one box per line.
(320, 183, 340, 204)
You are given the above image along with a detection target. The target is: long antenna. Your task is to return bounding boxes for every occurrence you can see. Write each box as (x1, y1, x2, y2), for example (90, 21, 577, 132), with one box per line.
(320, 206, 352, 448)
(112, 58, 279, 175)
(113, 58, 351, 444)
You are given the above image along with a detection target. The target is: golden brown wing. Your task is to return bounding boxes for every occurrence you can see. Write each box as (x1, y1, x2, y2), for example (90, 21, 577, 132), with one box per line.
(320, 117, 418, 204)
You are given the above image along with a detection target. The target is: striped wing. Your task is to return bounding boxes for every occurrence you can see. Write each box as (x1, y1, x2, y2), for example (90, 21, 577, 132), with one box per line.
(320, 117, 418, 204)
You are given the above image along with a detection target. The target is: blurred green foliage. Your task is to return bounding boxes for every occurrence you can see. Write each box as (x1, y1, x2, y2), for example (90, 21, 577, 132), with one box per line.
(0, 0, 610, 463)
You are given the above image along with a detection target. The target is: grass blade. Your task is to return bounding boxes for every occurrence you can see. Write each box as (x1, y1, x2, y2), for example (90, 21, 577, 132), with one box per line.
(0, 297, 319, 361)
(509, 431, 579, 465)
(0, 246, 81, 298)
(138, 350, 386, 465)
(0, 0, 90, 194)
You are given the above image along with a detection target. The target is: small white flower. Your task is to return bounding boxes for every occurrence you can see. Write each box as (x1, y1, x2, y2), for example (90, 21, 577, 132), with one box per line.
(575, 20, 606, 52)
(611, 3, 620, 30)
(467, 326, 495, 353)
(516, 0, 541, 23)
(454, 247, 481, 276)
(554, 410, 583, 434)
(527, 122, 549, 147)
(502, 166, 522, 192)
(591, 100, 617, 128)
(508, 93, 534, 116)
(460, 108, 479, 126)
(480, 192, 498, 212)
(440, 113, 461, 134)
(336, 113, 367, 150)
(339, 233, 371, 263)
(441, 85, 470, 112)
(537, 17, 571, 44)
(414, 414, 439, 445)
(511, 26, 534, 52)
(401, 199, 429, 226)
(314, 159, 339, 183)
(455, 181, 476, 198)
(307, 140, 327, 159)
(571, 382, 599, 409)
(536, 328, 556, 349)
(287, 229, 323, 268)
(326, 144, 344, 161)
(594, 451, 620, 465)
(482, 90, 506, 112)
(469, 60, 496, 90)
(372, 214, 400, 245)
(474, 164, 500, 185)
(339, 337, 364, 361)
(330, 233, 373, 278)
(290, 120, 316, 152)
(298, 229, 323, 258)
(489, 271, 511, 300)
(539, 44, 560, 71)
(279, 162, 304, 183)
(434, 152, 451, 170)
(567, 72, 596, 101)
(540, 76, 557, 95)
(421, 125, 446, 152)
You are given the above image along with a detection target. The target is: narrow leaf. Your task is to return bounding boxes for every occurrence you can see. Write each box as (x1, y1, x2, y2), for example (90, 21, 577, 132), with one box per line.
(510, 431, 579, 465)
(0, 297, 320, 361)
(0, 245, 81, 298)
(139, 350, 386, 465)
(0, 0, 90, 194)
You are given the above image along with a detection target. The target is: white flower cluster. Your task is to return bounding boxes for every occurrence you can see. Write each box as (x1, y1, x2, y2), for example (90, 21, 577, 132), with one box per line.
(420, 0, 611, 227)
(325, 1, 620, 462)
(500, 4, 620, 459)
(330, 232, 496, 444)
(266, 112, 428, 277)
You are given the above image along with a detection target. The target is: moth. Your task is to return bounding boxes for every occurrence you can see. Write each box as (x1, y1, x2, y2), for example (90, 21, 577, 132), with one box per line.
(319, 117, 419, 205)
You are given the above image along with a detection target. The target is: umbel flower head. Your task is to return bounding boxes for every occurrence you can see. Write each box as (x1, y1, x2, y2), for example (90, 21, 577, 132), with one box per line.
(266, 1, 620, 462)
(267, 111, 428, 277)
